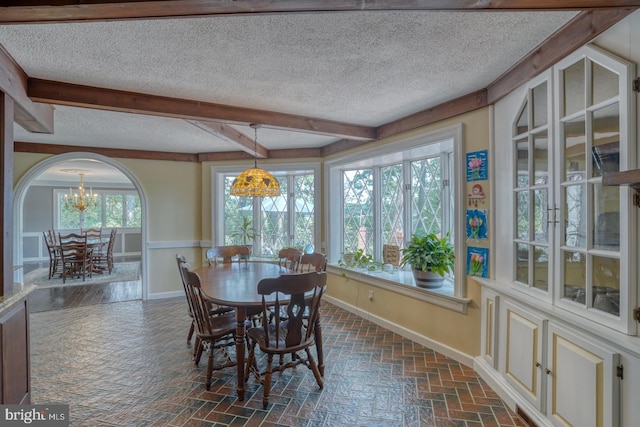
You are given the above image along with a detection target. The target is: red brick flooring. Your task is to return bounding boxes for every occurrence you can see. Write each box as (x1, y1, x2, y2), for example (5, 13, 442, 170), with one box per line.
(30, 298, 525, 426)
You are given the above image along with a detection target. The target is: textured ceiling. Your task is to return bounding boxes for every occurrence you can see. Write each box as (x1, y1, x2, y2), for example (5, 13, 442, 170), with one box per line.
(1, 11, 577, 153)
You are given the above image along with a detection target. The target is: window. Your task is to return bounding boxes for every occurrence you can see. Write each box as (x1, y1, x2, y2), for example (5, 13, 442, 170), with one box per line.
(327, 124, 465, 300)
(55, 189, 141, 229)
(213, 163, 321, 257)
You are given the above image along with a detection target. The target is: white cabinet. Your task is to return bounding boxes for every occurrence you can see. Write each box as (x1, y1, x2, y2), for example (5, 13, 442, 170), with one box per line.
(480, 289, 499, 368)
(546, 323, 619, 427)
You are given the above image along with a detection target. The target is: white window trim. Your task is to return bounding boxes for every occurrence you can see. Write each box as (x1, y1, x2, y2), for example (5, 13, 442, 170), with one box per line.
(211, 162, 322, 250)
(325, 124, 469, 310)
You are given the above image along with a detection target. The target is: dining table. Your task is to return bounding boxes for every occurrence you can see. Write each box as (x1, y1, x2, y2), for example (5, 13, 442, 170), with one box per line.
(193, 261, 325, 401)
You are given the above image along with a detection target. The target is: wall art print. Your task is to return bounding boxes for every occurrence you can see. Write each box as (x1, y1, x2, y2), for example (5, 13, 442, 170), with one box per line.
(466, 150, 488, 181)
(467, 246, 489, 278)
(466, 209, 488, 240)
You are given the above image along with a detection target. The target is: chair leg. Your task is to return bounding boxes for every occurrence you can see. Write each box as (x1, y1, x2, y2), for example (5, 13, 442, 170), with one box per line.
(263, 354, 274, 409)
(194, 337, 203, 365)
(305, 348, 324, 389)
(187, 321, 195, 344)
(244, 341, 256, 383)
(205, 342, 213, 391)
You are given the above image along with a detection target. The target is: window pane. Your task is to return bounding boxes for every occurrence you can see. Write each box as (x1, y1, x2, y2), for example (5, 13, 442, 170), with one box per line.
(533, 189, 548, 243)
(564, 184, 586, 248)
(533, 132, 548, 186)
(82, 194, 102, 228)
(532, 82, 547, 128)
(591, 103, 620, 177)
(381, 164, 404, 248)
(516, 191, 529, 240)
(224, 176, 252, 246)
(515, 101, 529, 135)
(261, 178, 289, 255)
(564, 116, 586, 181)
(343, 169, 373, 254)
(411, 157, 441, 236)
(106, 194, 124, 227)
(516, 243, 529, 284)
(125, 194, 141, 227)
(593, 183, 620, 251)
(516, 139, 529, 188)
(563, 250, 586, 305)
(294, 174, 315, 251)
(533, 245, 548, 291)
(592, 62, 619, 106)
(59, 193, 80, 229)
(592, 255, 620, 316)
(563, 59, 585, 117)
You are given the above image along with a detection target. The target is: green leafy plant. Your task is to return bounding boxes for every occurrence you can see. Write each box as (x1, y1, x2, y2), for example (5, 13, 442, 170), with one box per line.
(400, 232, 455, 277)
(230, 216, 258, 245)
(339, 248, 383, 271)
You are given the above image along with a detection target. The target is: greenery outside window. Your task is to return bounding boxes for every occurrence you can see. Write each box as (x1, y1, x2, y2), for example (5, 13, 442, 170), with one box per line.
(55, 189, 141, 229)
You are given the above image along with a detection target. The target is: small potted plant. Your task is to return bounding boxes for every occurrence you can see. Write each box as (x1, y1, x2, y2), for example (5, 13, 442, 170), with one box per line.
(230, 216, 257, 256)
(401, 232, 455, 288)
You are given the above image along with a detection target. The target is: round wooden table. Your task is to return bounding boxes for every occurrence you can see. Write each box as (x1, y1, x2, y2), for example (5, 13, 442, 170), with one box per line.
(193, 262, 325, 401)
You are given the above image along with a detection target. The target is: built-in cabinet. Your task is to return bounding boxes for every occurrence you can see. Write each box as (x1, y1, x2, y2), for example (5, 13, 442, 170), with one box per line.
(0, 293, 30, 404)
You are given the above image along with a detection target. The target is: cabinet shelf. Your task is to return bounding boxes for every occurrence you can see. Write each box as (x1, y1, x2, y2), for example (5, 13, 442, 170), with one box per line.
(602, 169, 640, 191)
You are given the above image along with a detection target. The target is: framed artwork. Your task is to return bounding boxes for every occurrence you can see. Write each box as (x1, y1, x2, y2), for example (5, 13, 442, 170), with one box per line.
(467, 246, 489, 278)
(466, 209, 488, 240)
(466, 150, 488, 181)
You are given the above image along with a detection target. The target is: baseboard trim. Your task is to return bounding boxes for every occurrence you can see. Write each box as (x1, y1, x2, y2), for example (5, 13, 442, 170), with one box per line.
(148, 290, 183, 300)
(323, 294, 474, 367)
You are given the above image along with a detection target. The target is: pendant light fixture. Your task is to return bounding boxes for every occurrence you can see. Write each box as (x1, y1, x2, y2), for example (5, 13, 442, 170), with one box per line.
(230, 124, 281, 197)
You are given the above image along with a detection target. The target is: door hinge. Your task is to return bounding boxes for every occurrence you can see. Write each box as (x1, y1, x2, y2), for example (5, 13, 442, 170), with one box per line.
(634, 77, 640, 93)
(617, 365, 624, 380)
(634, 307, 640, 323)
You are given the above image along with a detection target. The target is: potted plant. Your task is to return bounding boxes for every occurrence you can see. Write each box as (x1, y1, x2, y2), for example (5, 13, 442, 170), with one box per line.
(401, 232, 455, 288)
(230, 216, 257, 256)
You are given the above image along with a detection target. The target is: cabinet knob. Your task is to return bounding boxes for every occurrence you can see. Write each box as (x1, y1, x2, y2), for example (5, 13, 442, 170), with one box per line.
(545, 368, 552, 375)
(535, 362, 541, 368)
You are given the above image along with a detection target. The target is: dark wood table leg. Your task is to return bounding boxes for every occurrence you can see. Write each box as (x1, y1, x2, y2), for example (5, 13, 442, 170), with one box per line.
(235, 307, 247, 401)
(314, 313, 324, 377)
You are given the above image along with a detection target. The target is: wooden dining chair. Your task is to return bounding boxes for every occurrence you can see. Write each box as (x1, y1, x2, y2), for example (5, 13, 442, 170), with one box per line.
(245, 271, 326, 409)
(180, 264, 237, 391)
(58, 232, 93, 283)
(277, 247, 303, 271)
(206, 245, 249, 265)
(43, 230, 61, 279)
(94, 228, 117, 274)
(297, 252, 327, 272)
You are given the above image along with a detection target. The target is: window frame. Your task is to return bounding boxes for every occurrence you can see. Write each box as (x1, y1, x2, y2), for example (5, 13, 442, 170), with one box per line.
(325, 124, 467, 303)
(211, 162, 322, 254)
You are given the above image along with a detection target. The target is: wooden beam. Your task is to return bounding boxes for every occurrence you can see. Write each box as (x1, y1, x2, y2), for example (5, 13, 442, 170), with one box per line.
(0, 93, 14, 296)
(28, 79, 375, 141)
(321, 139, 372, 157)
(187, 120, 267, 159)
(376, 90, 488, 140)
(0, 45, 54, 133)
(198, 147, 322, 161)
(3, 1, 640, 24)
(487, 8, 638, 104)
(14, 141, 199, 162)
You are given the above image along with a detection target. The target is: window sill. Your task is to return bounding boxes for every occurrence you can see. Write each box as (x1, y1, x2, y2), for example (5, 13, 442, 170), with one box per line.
(326, 264, 471, 314)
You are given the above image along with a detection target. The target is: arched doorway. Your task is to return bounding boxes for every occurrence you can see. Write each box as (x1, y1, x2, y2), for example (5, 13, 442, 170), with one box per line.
(13, 153, 148, 302)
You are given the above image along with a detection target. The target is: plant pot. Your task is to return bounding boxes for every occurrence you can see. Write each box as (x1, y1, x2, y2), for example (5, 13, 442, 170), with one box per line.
(413, 268, 444, 288)
(240, 245, 252, 260)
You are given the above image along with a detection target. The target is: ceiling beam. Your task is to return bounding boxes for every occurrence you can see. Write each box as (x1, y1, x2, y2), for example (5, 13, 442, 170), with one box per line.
(28, 79, 376, 141)
(187, 120, 267, 158)
(3, 1, 640, 24)
(0, 45, 54, 133)
(487, 7, 638, 104)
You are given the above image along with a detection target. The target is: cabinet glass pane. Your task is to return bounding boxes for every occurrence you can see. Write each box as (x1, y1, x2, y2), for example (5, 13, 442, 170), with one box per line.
(533, 132, 548, 185)
(516, 243, 529, 284)
(564, 184, 586, 248)
(516, 102, 528, 135)
(533, 245, 548, 291)
(592, 255, 620, 316)
(534, 189, 548, 243)
(516, 139, 529, 188)
(517, 191, 529, 240)
(592, 62, 619, 106)
(593, 183, 620, 250)
(563, 59, 585, 117)
(563, 250, 586, 304)
(532, 82, 548, 128)
(564, 116, 586, 181)
(591, 103, 620, 177)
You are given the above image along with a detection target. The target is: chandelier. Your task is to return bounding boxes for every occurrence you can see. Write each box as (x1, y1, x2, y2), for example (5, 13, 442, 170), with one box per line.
(64, 172, 98, 212)
(230, 124, 281, 197)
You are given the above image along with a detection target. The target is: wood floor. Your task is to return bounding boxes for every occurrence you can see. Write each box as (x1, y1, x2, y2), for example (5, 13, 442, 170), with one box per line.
(26, 256, 142, 312)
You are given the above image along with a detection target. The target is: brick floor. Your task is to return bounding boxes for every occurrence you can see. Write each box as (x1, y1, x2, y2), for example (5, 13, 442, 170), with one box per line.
(30, 298, 526, 426)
